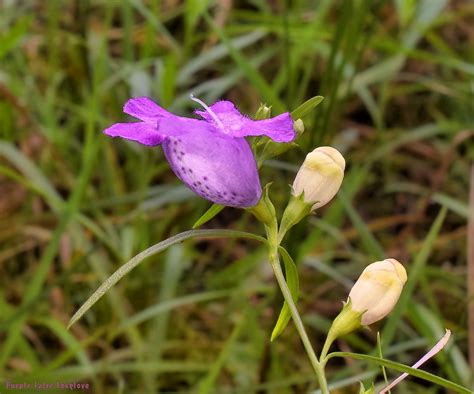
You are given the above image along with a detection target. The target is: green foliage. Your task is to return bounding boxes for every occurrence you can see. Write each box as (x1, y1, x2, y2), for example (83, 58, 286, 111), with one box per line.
(270, 247, 300, 341)
(192, 203, 225, 228)
(328, 352, 471, 393)
(67, 229, 266, 329)
(290, 96, 324, 120)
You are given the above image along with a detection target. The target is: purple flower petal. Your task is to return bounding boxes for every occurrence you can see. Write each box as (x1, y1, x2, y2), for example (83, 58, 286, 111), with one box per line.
(162, 124, 262, 208)
(103, 122, 165, 146)
(124, 97, 175, 123)
(252, 113, 295, 142)
(157, 116, 205, 137)
(104, 96, 294, 208)
(195, 100, 295, 143)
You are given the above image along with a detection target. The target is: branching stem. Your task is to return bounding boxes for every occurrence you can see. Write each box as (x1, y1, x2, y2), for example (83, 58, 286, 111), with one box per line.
(265, 221, 329, 394)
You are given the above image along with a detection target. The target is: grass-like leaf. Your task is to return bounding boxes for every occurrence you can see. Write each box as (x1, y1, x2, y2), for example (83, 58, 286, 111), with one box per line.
(327, 352, 471, 393)
(68, 229, 266, 329)
(382, 207, 447, 348)
(337, 189, 385, 260)
(271, 246, 300, 341)
(290, 95, 324, 119)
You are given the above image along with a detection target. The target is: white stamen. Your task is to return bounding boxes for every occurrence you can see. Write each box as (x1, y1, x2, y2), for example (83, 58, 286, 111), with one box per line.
(190, 94, 225, 130)
(379, 329, 451, 393)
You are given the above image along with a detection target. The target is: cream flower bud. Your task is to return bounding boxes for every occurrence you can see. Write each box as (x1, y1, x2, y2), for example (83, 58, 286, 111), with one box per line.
(321, 258, 407, 359)
(348, 258, 407, 325)
(294, 119, 305, 135)
(292, 146, 345, 210)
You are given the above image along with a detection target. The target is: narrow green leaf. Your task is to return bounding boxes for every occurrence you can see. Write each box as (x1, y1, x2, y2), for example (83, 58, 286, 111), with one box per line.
(328, 352, 471, 393)
(178, 31, 266, 84)
(338, 189, 385, 260)
(377, 332, 389, 386)
(203, 13, 285, 113)
(432, 192, 469, 219)
(271, 246, 299, 341)
(382, 207, 447, 348)
(290, 95, 324, 119)
(185, 0, 210, 31)
(407, 303, 472, 385)
(68, 229, 266, 329)
(115, 290, 231, 335)
(35, 318, 94, 375)
(193, 204, 225, 229)
(198, 309, 249, 394)
(159, 54, 177, 106)
(0, 16, 32, 60)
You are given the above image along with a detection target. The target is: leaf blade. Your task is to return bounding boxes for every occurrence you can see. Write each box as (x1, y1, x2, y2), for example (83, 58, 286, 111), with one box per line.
(193, 204, 225, 229)
(290, 95, 324, 119)
(68, 229, 266, 329)
(271, 246, 299, 341)
(328, 352, 471, 393)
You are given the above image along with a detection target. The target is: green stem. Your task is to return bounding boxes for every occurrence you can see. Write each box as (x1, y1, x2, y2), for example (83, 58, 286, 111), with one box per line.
(258, 202, 329, 392)
(268, 246, 329, 393)
(320, 335, 334, 365)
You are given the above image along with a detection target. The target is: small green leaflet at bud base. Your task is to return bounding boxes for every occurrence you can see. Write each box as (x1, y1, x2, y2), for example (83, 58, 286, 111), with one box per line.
(292, 146, 345, 211)
(328, 299, 364, 339)
(247, 183, 276, 228)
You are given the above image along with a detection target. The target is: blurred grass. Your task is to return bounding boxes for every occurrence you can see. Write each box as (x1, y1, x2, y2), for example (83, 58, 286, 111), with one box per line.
(0, 0, 473, 393)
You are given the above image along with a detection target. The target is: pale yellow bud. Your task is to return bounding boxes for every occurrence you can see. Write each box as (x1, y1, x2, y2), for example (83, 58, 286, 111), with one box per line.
(294, 119, 305, 135)
(292, 146, 345, 210)
(348, 259, 407, 325)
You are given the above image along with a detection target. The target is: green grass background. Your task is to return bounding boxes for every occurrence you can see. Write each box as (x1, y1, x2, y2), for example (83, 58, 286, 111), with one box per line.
(0, 0, 473, 392)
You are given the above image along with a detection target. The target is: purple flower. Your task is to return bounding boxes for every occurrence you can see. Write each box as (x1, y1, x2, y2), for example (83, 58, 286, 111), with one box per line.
(103, 96, 295, 208)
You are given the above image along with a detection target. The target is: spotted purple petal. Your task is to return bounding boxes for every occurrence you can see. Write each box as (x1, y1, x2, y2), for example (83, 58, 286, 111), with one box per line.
(161, 118, 261, 207)
(103, 96, 295, 208)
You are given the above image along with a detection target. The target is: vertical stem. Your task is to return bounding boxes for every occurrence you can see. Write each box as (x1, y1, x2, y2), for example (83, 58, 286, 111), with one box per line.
(269, 249, 329, 394)
(259, 211, 329, 392)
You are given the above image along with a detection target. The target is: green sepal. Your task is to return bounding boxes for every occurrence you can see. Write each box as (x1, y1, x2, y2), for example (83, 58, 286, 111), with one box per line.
(257, 119, 303, 166)
(257, 140, 299, 167)
(320, 298, 364, 359)
(271, 246, 299, 341)
(193, 204, 225, 228)
(327, 298, 364, 341)
(247, 183, 276, 227)
(278, 192, 312, 242)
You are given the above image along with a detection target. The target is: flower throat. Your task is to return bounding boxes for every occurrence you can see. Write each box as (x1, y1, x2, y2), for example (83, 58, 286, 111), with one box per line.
(190, 94, 225, 130)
